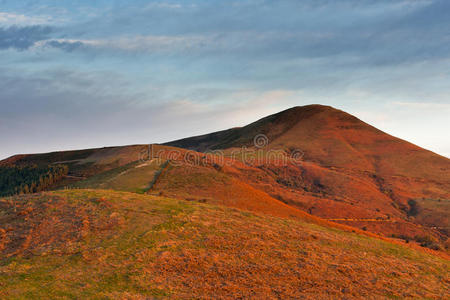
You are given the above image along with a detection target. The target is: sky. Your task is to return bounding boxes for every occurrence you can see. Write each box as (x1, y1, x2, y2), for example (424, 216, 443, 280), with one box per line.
(0, 0, 449, 159)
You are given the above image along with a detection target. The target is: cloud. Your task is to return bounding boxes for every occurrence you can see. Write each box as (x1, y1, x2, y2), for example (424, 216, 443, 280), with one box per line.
(0, 12, 52, 26)
(0, 25, 52, 50)
(391, 101, 450, 110)
(44, 40, 84, 52)
(3, 0, 450, 67)
(0, 66, 286, 159)
(25, 34, 210, 54)
(144, 2, 184, 10)
(48, 35, 208, 52)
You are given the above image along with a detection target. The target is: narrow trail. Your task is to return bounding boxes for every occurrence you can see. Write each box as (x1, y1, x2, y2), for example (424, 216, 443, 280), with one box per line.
(326, 218, 397, 222)
(64, 175, 86, 179)
(146, 160, 170, 193)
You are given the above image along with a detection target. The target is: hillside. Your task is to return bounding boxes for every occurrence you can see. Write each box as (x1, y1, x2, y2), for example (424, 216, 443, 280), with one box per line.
(165, 105, 450, 240)
(0, 189, 448, 299)
(0, 145, 148, 191)
(1, 105, 449, 249)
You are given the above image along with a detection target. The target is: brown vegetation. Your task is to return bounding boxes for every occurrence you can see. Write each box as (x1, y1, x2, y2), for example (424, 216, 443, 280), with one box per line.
(0, 190, 448, 299)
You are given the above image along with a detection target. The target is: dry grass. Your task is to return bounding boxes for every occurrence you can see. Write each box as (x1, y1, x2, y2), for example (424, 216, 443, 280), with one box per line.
(70, 160, 164, 194)
(0, 190, 448, 299)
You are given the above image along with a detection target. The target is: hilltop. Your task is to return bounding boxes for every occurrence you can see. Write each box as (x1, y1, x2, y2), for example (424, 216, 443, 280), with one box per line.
(167, 104, 449, 179)
(165, 105, 335, 151)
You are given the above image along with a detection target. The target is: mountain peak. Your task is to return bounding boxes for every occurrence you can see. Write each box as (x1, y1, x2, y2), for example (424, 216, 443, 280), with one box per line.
(164, 104, 350, 151)
(165, 104, 355, 151)
(263, 104, 339, 125)
(284, 104, 334, 112)
(271, 104, 336, 118)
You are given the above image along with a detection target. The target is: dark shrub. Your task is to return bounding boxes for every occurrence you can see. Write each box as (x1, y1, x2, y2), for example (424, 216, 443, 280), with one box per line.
(407, 199, 420, 216)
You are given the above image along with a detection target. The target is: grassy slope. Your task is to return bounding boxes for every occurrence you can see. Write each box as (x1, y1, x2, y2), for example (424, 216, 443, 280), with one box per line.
(0, 145, 148, 180)
(62, 144, 445, 244)
(148, 155, 446, 245)
(70, 160, 163, 194)
(0, 190, 448, 299)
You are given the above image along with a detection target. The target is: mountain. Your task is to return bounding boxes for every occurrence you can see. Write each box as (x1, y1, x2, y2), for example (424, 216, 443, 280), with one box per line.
(166, 104, 449, 179)
(1, 104, 449, 297)
(1, 105, 448, 243)
(166, 105, 450, 236)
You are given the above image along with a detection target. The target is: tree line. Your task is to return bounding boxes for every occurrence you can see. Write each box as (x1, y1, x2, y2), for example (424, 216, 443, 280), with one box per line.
(0, 164, 69, 197)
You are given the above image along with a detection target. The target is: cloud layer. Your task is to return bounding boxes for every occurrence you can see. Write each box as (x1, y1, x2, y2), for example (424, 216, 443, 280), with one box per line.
(0, 0, 449, 158)
(0, 25, 52, 50)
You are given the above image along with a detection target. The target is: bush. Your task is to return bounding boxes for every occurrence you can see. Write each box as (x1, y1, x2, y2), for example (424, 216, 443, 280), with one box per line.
(414, 235, 441, 250)
(407, 199, 420, 216)
(391, 234, 411, 242)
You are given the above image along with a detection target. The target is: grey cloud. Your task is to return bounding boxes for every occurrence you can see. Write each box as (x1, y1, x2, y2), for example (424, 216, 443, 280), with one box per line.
(0, 68, 140, 118)
(48, 0, 448, 67)
(0, 67, 271, 159)
(0, 25, 52, 50)
(45, 40, 84, 52)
